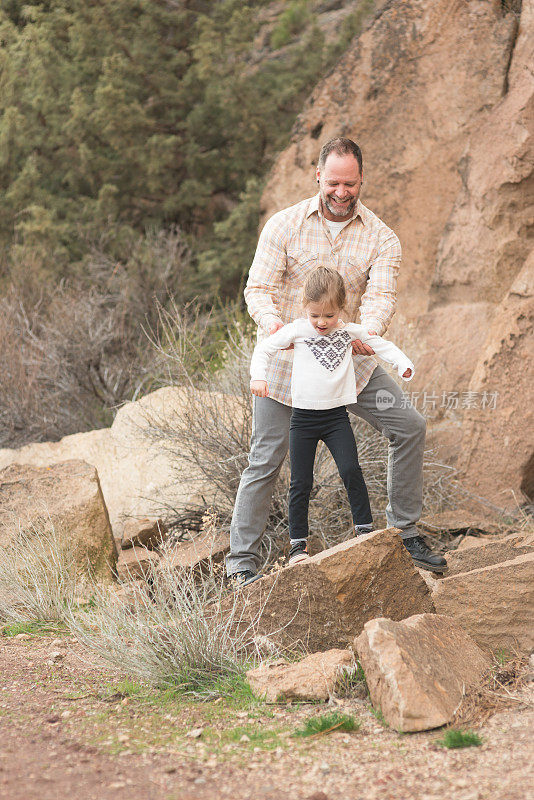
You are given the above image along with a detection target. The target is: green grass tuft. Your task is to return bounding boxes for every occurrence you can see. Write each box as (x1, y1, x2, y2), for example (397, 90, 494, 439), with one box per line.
(293, 711, 360, 738)
(1, 621, 66, 637)
(436, 729, 483, 749)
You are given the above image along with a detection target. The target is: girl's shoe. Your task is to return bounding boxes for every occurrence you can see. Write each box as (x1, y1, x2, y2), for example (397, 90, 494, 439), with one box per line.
(355, 524, 373, 537)
(288, 540, 310, 565)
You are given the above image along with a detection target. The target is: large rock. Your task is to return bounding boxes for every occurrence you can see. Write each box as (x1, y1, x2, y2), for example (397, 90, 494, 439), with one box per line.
(355, 614, 490, 732)
(0, 460, 116, 581)
(158, 531, 229, 573)
(445, 532, 534, 576)
(230, 529, 434, 652)
(261, 0, 534, 503)
(432, 552, 534, 655)
(121, 518, 167, 550)
(0, 386, 237, 537)
(246, 649, 355, 703)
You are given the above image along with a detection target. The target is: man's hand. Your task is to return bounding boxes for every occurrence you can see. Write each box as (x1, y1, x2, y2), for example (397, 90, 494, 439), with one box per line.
(352, 330, 377, 356)
(267, 319, 284, 335)
(267, 318, 293, 350)
(250, 380, 268, 397)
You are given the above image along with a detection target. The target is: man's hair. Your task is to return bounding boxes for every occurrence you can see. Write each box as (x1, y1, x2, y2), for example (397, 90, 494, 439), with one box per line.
(302, 266, 346, 311)
(317, 137, 363, 174)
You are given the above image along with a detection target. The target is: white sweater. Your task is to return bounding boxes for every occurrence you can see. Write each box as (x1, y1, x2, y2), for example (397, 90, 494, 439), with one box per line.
(250, 319, 414, 410)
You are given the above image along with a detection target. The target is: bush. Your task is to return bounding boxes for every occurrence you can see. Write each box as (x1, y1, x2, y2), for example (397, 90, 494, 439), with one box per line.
(0, 522, 80, 625)
(67, 531, 274, 698)
(436, 729, 483, 749)
(0, 226, 191, 447)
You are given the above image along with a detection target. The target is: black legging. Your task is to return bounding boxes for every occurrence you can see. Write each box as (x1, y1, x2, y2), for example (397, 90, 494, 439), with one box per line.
(288, 405, 372, 539)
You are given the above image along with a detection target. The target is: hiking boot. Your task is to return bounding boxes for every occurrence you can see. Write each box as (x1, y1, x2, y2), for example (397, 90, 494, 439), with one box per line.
(355, 523, 373, 537)
(230, 570, 262, 589)
(402, 535, 447, 573)
(288, 540, 310, 565)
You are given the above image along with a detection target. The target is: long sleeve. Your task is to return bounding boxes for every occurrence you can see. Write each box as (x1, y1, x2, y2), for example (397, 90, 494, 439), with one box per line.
(358, 227, 401, 336)
(250, 322, 299, 381)
(244, 212, 288, 332)
(344, 323, 415, 380)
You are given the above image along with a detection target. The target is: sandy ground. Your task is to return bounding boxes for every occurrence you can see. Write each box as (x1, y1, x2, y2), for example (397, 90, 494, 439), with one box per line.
(1, 633, 533, 800)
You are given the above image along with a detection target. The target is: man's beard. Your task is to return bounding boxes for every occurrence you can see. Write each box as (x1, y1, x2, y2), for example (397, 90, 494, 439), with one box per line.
(322, 193, 357, 219)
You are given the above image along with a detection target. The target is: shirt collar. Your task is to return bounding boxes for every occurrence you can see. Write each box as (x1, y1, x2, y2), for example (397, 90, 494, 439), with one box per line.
(306, 194, 366, 226)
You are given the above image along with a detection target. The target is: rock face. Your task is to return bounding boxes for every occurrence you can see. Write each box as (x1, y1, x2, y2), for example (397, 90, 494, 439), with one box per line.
(260, 0, 534, 505)
(0, 460, 116, 581)
(432, 552, 534, 655)
(355, 614, 490, 732)
(246, 649, 355, 703)
(230, 529, 434, 652)
(0, 387, 233, 537)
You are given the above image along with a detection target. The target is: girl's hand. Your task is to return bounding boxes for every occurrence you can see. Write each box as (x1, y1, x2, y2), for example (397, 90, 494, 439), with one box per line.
(402, 368, 412, 379)
(250, 380, 268, 397)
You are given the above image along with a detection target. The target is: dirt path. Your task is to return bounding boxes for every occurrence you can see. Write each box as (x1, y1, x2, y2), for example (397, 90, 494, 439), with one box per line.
(1, 634, 533, 800)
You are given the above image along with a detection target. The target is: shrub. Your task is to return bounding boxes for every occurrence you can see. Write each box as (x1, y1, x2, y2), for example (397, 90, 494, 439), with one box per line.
(67, 533, 275, 698)
(0, 522, 80, 625)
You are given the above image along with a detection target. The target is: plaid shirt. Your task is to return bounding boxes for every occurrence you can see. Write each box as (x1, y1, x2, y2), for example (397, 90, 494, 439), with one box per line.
(244, 194, 401, 406)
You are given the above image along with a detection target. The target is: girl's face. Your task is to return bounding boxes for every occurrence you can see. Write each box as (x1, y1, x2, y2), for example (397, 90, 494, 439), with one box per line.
(305, 300, 341, 335)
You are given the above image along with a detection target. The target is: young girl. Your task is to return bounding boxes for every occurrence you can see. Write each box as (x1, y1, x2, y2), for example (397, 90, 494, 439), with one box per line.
(250, 267, 414, 565)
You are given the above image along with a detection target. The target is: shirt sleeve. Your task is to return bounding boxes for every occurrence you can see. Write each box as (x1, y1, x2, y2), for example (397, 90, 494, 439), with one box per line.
(358, 228, 401, 336)
(250, 322, 299, 381)
(244, 212, 287, 332)
(344, 324, 415, 380)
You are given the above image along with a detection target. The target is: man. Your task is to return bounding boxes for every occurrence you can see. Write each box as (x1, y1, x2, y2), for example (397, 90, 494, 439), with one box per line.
(226, 137, 447, 585)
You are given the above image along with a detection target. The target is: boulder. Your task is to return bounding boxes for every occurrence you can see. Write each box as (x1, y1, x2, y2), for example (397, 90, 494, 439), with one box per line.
(229, 529, 434, 652)
(355, 614, 490, 732)
(445, 532, 534, 576)
(0, 460, 116, 581)
(158, 531, 229, 573)
(116, 546, 161, 582)
(246, 649, 355, 703)
(432, 552, 534, 655)
(0, 386, 237, 536)
(121, 518, 167, 550)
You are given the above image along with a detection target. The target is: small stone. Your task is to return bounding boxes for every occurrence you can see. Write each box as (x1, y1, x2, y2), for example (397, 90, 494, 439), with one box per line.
(239, 734, 250, 743)
(320, 761, 330, 773)
(186, 728, 204, 738)
(14, 633, 31, 641)
(117, 733, 129, 743)
(48, 651, 64, 663)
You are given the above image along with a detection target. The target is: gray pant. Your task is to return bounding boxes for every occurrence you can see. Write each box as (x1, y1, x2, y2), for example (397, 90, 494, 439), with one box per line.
(226, 365, 426, 575)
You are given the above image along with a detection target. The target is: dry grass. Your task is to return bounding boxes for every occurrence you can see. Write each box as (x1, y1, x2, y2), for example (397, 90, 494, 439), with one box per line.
(0, 521, 80, 625)
(67, 536, 278, 698)
(452, 653, 532, 728)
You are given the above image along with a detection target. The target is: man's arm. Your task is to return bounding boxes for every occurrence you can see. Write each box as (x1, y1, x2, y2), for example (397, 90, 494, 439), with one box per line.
(351, 227, 401, 354)
(358, 227, 401, 337)
(244, 212, 288, 334)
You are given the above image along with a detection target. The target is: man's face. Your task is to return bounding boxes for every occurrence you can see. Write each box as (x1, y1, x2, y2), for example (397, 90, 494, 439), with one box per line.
(316, 152, 362, 222)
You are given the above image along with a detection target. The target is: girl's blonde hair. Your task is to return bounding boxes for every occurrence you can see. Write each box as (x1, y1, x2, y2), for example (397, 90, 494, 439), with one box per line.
(302, 266, 346, 310)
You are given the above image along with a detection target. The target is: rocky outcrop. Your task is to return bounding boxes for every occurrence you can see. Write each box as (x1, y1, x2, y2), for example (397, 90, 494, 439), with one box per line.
(260, 0, 534, 505)
(431, 552, 534, 655)
(355, 614, 490, 732)
(116, 546, 161, 582)
(0, 387, 232, 537)
(246, 649, 355, 703)
(0, 460, 116, 581)
(229, 529, 434, 652)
